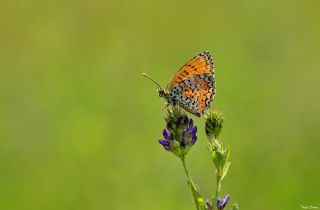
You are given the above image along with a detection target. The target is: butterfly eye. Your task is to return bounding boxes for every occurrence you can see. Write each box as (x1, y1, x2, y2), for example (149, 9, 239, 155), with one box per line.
(158, 89, 165, 97)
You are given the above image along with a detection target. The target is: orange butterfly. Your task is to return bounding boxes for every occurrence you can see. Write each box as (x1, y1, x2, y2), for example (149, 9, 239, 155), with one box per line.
(143, 51, 215, 117)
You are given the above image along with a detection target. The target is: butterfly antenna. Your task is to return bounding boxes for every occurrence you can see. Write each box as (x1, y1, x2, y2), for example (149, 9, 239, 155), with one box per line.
(142, 73, 162, 89)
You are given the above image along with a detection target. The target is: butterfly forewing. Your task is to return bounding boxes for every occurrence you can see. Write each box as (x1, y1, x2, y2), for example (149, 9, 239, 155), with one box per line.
(166, 51, 214, 90)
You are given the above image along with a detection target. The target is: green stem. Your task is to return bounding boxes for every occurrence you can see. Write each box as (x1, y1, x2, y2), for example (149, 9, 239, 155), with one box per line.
(181, 156, 199, 210)
(213, 173, 221, 210)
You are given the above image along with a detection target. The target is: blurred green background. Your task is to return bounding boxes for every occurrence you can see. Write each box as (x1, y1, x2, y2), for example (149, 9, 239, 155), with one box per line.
(0, 0, 319, 209)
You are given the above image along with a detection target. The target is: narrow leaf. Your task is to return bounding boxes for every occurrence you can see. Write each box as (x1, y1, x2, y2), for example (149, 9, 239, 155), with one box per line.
(221, 162, 231, 181)
(187, 181, 205, 210)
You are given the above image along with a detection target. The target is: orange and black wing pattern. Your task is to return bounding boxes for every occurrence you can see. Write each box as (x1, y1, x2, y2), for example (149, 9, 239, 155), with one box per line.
(165, 51, 215, 116)
(166, 51, 214, 90)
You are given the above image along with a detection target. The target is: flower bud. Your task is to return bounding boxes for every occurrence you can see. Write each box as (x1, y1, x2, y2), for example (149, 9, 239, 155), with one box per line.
(159, 139, 171, 150)
(216, 195, 230, 210)
(205, 108, 224, 140)
(163, 129, 173, 140)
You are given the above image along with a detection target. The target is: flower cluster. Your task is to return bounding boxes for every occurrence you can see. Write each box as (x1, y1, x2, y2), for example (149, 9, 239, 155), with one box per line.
(159, 107, 198, 157)
(155, 106, 238, 210)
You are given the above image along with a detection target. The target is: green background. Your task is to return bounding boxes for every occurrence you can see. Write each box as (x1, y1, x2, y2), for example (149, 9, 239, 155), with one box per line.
(0, 0, 319, 209)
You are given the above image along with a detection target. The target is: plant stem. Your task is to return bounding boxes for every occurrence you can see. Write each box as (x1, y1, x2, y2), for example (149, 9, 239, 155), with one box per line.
(181, 156, 199, 210)
(213, 174, 221, 210)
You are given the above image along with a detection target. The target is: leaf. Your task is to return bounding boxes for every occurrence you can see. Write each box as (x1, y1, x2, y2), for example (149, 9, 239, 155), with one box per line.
(221, 161, 231, 181)
(187, 181, 206, 210)
(211, 151, 220, 169)
(225, 146, 230, 162)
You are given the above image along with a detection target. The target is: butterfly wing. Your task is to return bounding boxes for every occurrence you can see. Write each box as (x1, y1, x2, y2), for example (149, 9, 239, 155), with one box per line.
(165, 51, 216, 116)
(166, 51, 214, 90)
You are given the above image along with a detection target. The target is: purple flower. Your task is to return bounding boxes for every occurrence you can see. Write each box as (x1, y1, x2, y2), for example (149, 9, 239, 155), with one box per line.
(216, 195, 230, 210)
(180, 130, 186, 147)
(179, 118, 198, 148)
(190, 135, 197, 145)
(159, 139, 171, 150)
(189, 118, 194, 128)
(185, 118, 197, 146)
(159, 129, 174, 150)
(188, 126, 197, 136)
(163, 129, 173, 140)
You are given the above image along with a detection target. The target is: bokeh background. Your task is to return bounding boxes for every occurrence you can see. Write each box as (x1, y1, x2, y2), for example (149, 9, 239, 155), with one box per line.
(0, 0, 319, 209)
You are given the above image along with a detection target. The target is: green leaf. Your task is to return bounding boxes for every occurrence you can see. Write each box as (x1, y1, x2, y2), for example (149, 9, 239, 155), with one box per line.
(211, 151, 220, 169)
(225, 146, 230, 162)
(221, 161, 231, 181)
(187, 181, 205, 210)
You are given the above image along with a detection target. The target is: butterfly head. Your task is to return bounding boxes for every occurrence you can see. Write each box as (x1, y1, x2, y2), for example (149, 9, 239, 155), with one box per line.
(158, 88, 165, 97)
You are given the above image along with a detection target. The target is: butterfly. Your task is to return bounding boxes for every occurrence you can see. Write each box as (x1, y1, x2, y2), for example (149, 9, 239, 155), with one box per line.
(143, 51, 215, 117)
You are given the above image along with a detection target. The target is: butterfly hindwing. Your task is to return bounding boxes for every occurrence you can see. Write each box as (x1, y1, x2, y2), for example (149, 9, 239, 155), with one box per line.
(167, 73, 215, 116)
